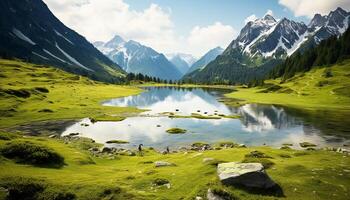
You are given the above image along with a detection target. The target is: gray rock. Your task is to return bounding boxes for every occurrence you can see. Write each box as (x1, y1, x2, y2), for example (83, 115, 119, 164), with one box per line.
(203, 158, 215, 163)
(238, 144, 246, 148)
(217, 162, 276, 189)
(155, 161, 175, 167)
(48, 134, 57, 138)
(207, 189, 225, 200)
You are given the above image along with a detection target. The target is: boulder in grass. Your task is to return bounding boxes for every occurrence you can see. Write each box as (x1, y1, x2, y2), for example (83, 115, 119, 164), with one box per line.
(217, 162, 276, 189)
(155, 161, 175, 167)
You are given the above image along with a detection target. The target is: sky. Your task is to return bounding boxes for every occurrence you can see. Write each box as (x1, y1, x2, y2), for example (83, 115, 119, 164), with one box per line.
(43, 0, 350, 57)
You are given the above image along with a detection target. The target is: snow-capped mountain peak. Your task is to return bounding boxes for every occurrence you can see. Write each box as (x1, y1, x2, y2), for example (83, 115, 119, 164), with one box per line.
(262, 14, 277, 24)
(228, 7, 350, 60)
(166, 53, 197, 66)
(94, 35, 182, 80)
(105, 35, 125, 48)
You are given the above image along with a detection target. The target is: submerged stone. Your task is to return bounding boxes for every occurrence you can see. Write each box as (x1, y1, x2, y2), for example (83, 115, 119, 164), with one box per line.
(217, 162, 276, 189)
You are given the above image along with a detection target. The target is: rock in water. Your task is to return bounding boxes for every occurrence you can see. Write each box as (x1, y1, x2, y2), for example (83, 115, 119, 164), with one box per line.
(217, 162, 276, 189)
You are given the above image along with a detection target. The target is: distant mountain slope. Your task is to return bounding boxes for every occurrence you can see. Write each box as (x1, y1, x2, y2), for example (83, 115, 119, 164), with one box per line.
(185, 8, 350, 84)
(187, 47, 224, 74)
(168, 55, 191, 75)
(166, 53, 197, 65)
(0, 0, 125, 83)
(94, 36, 182, 80)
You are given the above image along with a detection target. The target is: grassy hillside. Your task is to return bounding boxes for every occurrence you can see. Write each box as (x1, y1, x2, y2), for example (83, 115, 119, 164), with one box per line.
(0, 59, 142, 128)
(0, 135, 349, 200)
(225, 60, 350, 110)
(0, 59, 349, 200)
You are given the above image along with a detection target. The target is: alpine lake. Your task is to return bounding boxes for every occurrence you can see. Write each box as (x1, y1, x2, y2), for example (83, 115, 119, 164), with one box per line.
(61, 86, 350, 150)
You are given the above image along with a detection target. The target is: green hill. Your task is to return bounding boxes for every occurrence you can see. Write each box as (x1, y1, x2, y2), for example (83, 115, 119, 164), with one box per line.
(0, 59, 142, 128)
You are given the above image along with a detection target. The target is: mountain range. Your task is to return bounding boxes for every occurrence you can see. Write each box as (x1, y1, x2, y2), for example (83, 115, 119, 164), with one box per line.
(94, 36, 182, 80)
(187, 47, 224, 74)
(184, 7, 350, 84)
(0, 0, 124, 83)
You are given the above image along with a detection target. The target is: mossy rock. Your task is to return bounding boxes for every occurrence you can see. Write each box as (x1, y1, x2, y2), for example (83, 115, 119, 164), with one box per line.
(166, 128, 187, 134)
(191, 142, 209, 148)
(208, 188, 239, 200)
(245, 150, 272, 158)
(152, 178, 169, 186)
(280, 146, 291, 150)
(299, 142, 317, 148)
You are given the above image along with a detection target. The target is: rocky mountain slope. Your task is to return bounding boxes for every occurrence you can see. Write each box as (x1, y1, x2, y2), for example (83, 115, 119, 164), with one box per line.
(184, 7, 350, 84)
(0, 0, 124, 83)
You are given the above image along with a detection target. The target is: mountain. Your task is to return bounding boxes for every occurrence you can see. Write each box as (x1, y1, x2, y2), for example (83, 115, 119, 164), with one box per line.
(167, 53, 197, 66)
(187, 47, 224, 74)
(0, 0, 125, 83)
(270, 27, 350, 80)
(94, 36, 182, 80)
(166, 53, 197, 75)
(168, 55, 190, 75)
(184, 8, 350, 84)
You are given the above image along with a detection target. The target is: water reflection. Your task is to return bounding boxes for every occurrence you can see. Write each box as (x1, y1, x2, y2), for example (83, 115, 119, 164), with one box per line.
(236, 104, 300, 132)
(62, 87, 349, 148)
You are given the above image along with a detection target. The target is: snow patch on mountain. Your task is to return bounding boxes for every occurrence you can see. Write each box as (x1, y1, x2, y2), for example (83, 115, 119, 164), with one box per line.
(55, 43, 93, 71)
(12, 28, 36, 45)
(32, 52, 49, 60)
(54, 29, 74, 45)
(43, 49, 68, 63)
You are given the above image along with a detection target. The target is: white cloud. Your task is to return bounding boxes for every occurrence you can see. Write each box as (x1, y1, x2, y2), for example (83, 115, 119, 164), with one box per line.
(187, 22, 237, 57)
(43, 0, 236, 57)
(43, 0, 178, 52)
(244, 14, 258, 24)
(279, 0, 350, 18)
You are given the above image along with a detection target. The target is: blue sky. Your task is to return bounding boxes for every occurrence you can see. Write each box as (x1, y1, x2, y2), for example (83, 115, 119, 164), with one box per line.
(44, 0, 350, 57)
(124, 0, 308, 36)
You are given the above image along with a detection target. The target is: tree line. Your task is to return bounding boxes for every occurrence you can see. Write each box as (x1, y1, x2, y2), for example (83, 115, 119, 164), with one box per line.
(126, 73, 184, 84)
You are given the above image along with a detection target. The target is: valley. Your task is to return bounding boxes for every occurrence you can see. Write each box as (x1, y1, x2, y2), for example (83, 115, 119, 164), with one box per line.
(0, 1, 350, 200)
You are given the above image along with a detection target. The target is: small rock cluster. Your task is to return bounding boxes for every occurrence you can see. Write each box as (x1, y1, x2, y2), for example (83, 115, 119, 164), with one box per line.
(89, 147, 137, 157)
(323, 147, 350, 155)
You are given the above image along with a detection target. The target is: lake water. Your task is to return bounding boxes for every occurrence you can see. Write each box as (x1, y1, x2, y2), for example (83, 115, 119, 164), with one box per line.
(61, 87, 349, 149)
